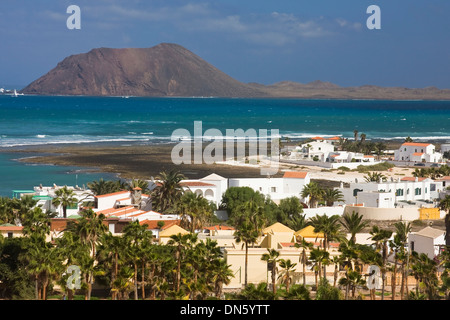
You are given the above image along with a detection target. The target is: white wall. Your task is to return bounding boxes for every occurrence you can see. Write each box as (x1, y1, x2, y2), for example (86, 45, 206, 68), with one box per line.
(344, 206, 420, 221)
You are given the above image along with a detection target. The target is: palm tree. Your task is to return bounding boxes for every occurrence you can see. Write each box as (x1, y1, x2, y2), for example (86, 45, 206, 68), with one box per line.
(52, 186, 78, 218)
(309, 248, 329, 283)
(127, 179, 150, 194)
(277, 259, 297, 292)
(11, 195, 38, 224)
(168, 233, 196, 292)
(295, 238, 313, 286)
(323, 188, 344, 207)
(353, 130, 359, 142)
(340, 211, 368, 243)
(301, 182, 324, 208)
(360, 133, 366, 143)
(392, 221, 411, 300)
(309, 214, 343, 250)
(261, 249, 280, 295)
(66, 209, 107, 299)
(151, 170, 186, 213)
(364, 172, 387, 183)
(338, 269, 366, 299)
(369, 226, 393, 300)
(87, 178, 123, 196)
(211, 258, 234, 298)
(177, 191, 213, 233)
(123, 220, 152, 300)
(232, 199, 266, 286)
(410, 252, 439, 300)
(439, 195, 450, 246)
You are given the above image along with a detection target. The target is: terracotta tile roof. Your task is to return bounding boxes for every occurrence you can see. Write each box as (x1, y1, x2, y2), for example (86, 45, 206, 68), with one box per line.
(364, 155, 374, 158)
(95, 191, 129, 198)
(283, 171, 308, 179)
(96, 206, 134, 215)
(412, 152, 424, 156)
(280, 242, 297, 247)
(140, 219, 181, 230)
(204, 225, 235, 231)
(181, 181, 215, 187)
(0, 225, 24, 231)
(402, 142, 431, 147)
(311, 136, 324, 140)
(401, 177, 427, 182)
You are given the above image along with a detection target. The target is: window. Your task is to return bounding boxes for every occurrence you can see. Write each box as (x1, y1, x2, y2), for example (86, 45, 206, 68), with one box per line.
(7, 232, 13, 238)
(271, 187, 277, 193)
(396, 189, 404, 196)
(415, 188, 421, 196)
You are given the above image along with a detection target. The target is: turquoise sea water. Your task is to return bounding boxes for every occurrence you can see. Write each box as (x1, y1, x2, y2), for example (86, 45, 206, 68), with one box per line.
(0, 95, 449, 196)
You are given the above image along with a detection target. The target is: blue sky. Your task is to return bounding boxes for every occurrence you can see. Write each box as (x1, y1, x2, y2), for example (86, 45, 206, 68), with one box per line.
(1, 0, 449, 89)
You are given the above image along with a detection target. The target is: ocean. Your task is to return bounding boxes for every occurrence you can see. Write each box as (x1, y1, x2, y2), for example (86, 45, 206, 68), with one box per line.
(0, 95, 449, 196)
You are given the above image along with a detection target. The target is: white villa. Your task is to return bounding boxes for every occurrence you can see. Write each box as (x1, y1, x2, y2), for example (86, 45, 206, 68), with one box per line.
(394, 142, 443, 163)
(178, 171, 311, 206)
(295, 140, 336, 162)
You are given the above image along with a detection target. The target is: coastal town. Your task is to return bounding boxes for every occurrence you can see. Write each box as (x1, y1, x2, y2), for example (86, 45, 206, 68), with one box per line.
(1, 136, 450, 301)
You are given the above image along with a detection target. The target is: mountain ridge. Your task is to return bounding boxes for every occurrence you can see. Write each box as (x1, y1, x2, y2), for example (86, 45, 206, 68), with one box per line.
(22, 43, 450, 100)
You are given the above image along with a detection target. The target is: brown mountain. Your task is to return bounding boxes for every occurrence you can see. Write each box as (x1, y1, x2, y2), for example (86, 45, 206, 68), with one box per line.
(22, 43, 450, 100)
(22, 43, 267, 97)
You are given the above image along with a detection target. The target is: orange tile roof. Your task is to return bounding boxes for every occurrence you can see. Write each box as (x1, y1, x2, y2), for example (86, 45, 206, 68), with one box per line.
(401, 177, 427, 182)
(412, 152, 424, 156)
(95, 191, 129, 198)
(0, 226, 24, 231)
(181, 181, 215, 187)
(283, 171, 308, 179)
(364, 155, 374, 158)
(311, 136, 324, 140)
(327, 136, 341, 140)
(204, 225, 235, 231)
(140, 219, 181, 230)
(402, 142, 431, 147)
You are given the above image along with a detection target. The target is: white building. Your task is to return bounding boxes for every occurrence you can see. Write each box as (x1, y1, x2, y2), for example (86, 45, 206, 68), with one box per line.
(441, 144, 450, 156)
(328, 152, 376, 164)
(228, 171, 310, 204)
(337, 177, 436, 208)
(14, 185, 95, 218)
(394, 142, 443, 163)
(180, 173, 228, 206)
(408, 226, 446, 259)
(293, 141, 335, 162)
(180, 171, 310, 206)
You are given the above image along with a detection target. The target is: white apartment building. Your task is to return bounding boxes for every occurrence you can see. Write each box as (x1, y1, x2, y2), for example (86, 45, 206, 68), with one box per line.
(336, 177, 437, 208)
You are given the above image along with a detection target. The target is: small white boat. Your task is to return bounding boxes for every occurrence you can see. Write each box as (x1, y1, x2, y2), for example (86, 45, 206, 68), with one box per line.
(11, 89, 23, 97)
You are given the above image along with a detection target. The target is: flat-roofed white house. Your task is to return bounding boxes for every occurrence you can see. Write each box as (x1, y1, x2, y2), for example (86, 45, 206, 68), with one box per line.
(408, 226, 446, 259)
(293, 141, 335, 162)
(337, 177, 435, 208)
(327, 151, 376, 164)
(394, 142, 443, 163)
(228, 171, 310, 204)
